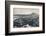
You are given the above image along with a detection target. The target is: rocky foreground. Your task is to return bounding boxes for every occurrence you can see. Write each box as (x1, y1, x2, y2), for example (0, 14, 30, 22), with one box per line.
(13, 13, 39, 28)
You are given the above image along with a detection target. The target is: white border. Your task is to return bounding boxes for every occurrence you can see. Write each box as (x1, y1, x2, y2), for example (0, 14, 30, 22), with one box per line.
(10, 5, 43, 33)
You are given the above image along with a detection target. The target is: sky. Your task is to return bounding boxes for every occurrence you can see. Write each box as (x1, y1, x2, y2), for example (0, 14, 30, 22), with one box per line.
(13, 8, 39, 15)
